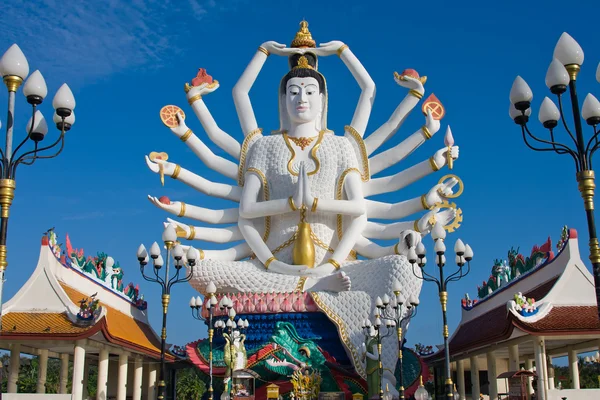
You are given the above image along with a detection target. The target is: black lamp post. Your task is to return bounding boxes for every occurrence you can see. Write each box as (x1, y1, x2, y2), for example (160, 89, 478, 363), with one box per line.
(410, 222, 473, 400)
(190, 282, 218, 400)
(362, 315, 393, 400)
(509, 32, 600, 321)
(0, 44, 76, 331)
(137, 223, 196, 400)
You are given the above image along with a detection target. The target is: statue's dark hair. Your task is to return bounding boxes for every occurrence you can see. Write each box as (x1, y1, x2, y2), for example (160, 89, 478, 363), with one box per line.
(280, 52, 325, 95)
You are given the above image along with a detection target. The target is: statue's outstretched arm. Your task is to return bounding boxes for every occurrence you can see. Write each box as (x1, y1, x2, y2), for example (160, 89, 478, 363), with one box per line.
(233, 42, 298, 136)
(163, 219, 242, 244)
(354, 231, 421, 258)
(329, 214, 367, 264)
(180, 243, 251, 262)
(303, 167, 365, 217)
(363, 75, 425, 155)
(145, 156, 242, 202)
(239, 172, 297, 219)
(364, 208, 456, 239)
(364, 146, 459, 197)
(169, 112, 238, 179)
(368, 111, 440, 176)
(148, 195, 239, 224)
(366, 177, 459, 219)
(186, 84, 241, 160)
(315, 42, 375, 135)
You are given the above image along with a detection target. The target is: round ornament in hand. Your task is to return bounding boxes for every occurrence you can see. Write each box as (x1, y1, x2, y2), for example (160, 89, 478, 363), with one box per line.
(437, 174, 464, 199)
(160, 105, 185, 128)
(422, 94, 445, 120)
(428, 200, 463, 233)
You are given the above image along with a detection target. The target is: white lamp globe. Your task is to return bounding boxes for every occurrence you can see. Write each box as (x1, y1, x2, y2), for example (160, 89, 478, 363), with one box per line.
(23, 70, 48, 104)
(553, 32, 584, 66)
(0, 44, 29, 79)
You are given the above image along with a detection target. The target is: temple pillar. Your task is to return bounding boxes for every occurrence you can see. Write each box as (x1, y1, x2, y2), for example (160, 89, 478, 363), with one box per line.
(525, 358, 534, 399)
(36, 348, 49, 393)
(508, 344, 519, 371)
(470, 355, 480, 400)
(457, 359, 466, 400)
(59, 353, 70, 394)
(97, 349, 110, 400)
(83, 356, 90, 398)
(486, 352, 498, 400)
(133, 357, 143, 400)
(117, 353, 129, 400)
(546, 355, 555, 390)
(147, 362, 157, 400)
(533, 337, 546, 400)
(8, 342, 21, 393)
(72, 339, 87, 400)
(568, 347, 580, 389)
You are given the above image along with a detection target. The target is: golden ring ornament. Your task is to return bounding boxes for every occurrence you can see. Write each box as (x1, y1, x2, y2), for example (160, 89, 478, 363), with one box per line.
(436, 174, 464, 199)
(427, 200, 463, 233)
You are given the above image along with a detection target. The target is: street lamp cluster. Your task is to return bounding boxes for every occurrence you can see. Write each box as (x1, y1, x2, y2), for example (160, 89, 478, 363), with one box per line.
(136, 223, 197, 400)
(190, 282, 217, 400)
(0, 44, 77, 330)
(508, 32, 600, 320)
(409, 222, 473, 400)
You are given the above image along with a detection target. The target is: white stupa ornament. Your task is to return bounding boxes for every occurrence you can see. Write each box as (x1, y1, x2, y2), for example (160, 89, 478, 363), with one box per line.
(444, 126, 454, 170)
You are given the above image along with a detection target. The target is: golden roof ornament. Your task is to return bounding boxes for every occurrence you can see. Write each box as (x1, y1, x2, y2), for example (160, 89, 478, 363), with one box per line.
(291, 20, 316, 48)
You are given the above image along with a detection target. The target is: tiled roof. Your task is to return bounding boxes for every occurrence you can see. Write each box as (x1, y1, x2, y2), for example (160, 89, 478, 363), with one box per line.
(59, 283, 165, 358)
(515, 306, 600, 333)
(1, 312, 93, 335)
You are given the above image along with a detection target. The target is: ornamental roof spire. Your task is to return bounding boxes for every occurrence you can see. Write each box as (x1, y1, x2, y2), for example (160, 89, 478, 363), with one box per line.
(290, 20, 316, 48)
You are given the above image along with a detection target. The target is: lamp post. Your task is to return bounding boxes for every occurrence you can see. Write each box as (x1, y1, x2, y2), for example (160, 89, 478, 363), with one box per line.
(374, 283, 419, 400)
(362, 313, 394, 399)
(190, 281, 218, 400)
(213, 298, 249, 400)
(508, 32, 600, 320)
(0, 44, 76, 330)
(409, 222, 474, 400)
(137, 223, 196, 400)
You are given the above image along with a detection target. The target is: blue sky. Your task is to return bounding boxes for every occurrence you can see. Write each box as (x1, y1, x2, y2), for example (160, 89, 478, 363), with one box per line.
(1, 0, 599, 356)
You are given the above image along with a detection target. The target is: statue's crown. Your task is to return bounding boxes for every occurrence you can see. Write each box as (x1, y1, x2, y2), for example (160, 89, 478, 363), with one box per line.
(290, 20, 316, 48)
(292, 56, 314, 70)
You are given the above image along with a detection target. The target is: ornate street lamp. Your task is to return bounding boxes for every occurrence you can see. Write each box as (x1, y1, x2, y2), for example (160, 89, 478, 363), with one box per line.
(190, 281, 218, 400)
(213, 299, 249, 400)
(137, 223, 196, 400)
(410, 222, 474, 400)
(0, 44, 76, 330)
(374, 281, 419, 400)
(362, 313, 394, 399)
(509, 32, 600, 320)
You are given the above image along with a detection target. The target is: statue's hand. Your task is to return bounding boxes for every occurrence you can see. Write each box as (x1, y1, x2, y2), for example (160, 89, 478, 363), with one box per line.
(164, 218, 190, 238)
(170, 112, 189, 138)
(301, 163, 315, 209)
(269, 260, 309, 276)
(261, 41, 299, 56)
(433, 146, 459, 169)
(292, 163, 305, 210)
(425, 177, 458, 208)
(423, 110, 440, 138)
(145, 155, 176, 176)
(394, 73, 425, 94)
(396, 230, 422, 256)
(148, 195, 182, 214)
(418, 207, 457, 234)
(313, 41, 345, 57)
(186, 81, 219, 102)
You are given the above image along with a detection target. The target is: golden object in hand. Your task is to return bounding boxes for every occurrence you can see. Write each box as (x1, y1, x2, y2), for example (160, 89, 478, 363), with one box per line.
(436, 174, 464, 199)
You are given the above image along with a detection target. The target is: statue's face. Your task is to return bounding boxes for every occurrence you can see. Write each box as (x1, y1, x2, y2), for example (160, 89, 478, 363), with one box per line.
(285, 77, 322, 125)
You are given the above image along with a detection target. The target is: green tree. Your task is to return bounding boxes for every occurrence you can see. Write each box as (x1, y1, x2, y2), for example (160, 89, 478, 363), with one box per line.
(176, 368, 207, 400)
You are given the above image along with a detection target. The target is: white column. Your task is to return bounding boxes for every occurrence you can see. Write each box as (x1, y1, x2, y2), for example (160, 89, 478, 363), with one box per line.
(83, 356, 90, 399)
(457, 359, 466, 400)
(508, 344, 519, 371)
(470, 355, 480, 400)
(36, 349, 49, 393)
(97, 349, 110, 400)
(525, 358, 534, 399)
(486, 352, 498, 400)
(72, 339, 87, 400)
(147, 362, 157, 400)
(59, 353, 70, 394)
(133, 357, 143, 400)
(533, 337, 546, 400)
(8, 342, 21, 393)
(546, 356, 555, 390)
(568, 348, 580, 389)
(117, 353, 129, 400)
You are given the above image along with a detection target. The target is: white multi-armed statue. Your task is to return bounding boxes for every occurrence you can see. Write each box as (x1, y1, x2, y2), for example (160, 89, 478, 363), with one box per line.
(145, 21, 462, 392)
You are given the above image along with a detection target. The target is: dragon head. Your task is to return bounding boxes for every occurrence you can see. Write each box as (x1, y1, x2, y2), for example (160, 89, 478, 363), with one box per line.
(266, 322, 326, 374)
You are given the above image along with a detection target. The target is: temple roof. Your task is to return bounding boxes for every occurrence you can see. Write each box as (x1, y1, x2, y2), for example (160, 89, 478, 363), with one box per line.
(426, 228, 600, 362)
(0, 231, 168, 359)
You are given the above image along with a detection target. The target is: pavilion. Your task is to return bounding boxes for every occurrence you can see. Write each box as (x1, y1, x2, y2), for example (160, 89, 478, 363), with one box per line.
(0, 231, 173, 400)
(425, 228, 600, 400)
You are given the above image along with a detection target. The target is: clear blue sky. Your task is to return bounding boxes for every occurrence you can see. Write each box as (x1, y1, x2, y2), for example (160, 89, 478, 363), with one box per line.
(1, 0, 599, 354)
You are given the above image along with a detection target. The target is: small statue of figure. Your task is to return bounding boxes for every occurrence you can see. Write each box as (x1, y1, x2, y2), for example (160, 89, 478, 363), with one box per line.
(361, 325, 380, 399)
(221, 329, 247, 400)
